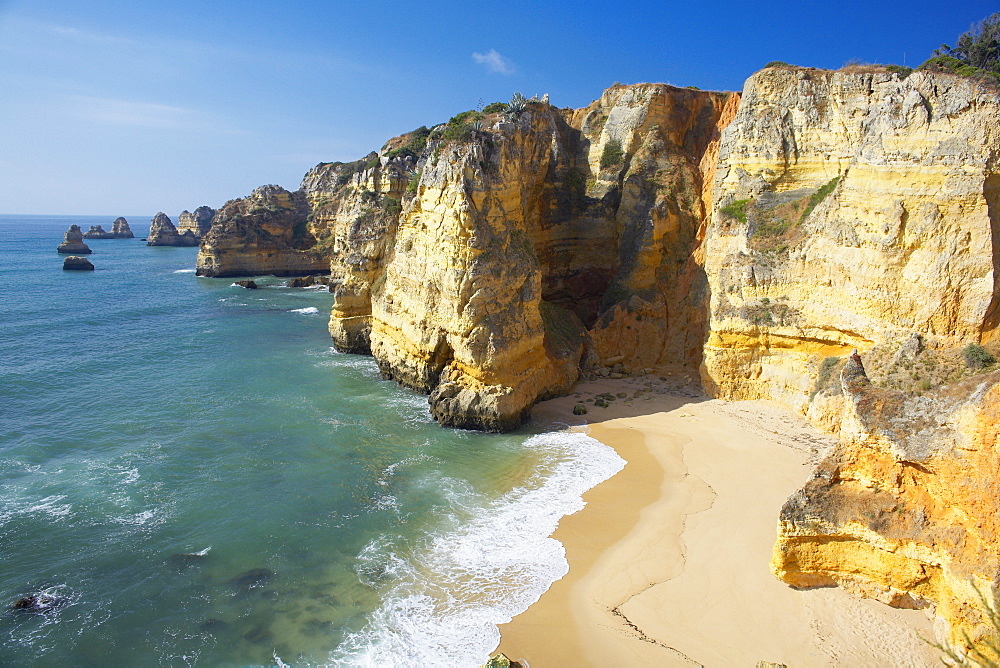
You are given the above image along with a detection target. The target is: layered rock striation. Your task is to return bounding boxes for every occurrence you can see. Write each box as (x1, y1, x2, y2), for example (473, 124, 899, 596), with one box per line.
(196, 185, 326, 277)
(700, 67, 1000, 411)
(57, 225, 91, 254)
(772, 352, 1000, 650)
(177, 206, 216, 238)
(147, 212, 199, 247)
(326, 87, 737, 429)
(111, 217, 134, 238)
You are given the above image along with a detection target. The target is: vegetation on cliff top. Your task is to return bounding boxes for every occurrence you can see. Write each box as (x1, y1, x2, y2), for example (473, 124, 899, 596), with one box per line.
(920, 12, 1000, 83)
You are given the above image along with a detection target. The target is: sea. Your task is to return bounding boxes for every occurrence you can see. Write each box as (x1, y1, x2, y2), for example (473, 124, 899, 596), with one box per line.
(0, 215, 624, 666)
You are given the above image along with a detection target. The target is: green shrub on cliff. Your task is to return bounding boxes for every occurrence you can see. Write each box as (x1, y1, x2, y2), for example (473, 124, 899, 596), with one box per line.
(482, 101, 507, 114)
(799, 176, 839, 224)
(964, 343, 996, 370)
(599, 139, 624, 170)
(720, 198, 751, 224)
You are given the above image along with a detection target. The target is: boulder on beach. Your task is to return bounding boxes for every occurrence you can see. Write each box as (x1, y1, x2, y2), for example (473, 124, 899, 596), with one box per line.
(57, 225, 92, 254)
(63, 256, 95, 271)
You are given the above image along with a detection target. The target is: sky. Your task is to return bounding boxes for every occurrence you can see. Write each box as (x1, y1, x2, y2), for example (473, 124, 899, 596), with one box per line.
(1, 0, 997, 216)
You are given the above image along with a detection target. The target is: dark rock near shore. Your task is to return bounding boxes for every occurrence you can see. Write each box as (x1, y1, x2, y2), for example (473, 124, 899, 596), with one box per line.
(57, 225, 92, 254)
(147, 212, 200, 247)
(234, 280, 258, 289)
(287, 275, 331, 288)
(63, 256, 95, 271)
(11, 594, 66, 614)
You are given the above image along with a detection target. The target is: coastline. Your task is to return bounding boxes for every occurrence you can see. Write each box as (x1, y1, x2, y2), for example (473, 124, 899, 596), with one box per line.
(497, 375, 939, 666)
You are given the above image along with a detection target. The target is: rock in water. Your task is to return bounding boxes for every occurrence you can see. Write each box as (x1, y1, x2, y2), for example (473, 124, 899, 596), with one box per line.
(147, 212, 200, 247)
(234, 280, 258, 289)
(57, 225, 92, 254)
(10, 593, 66, 613)
(62, 256, 95, 271)
(82, 224, 115, 239)
(176, 206, 216, 238)
(111, 217, 134, 238)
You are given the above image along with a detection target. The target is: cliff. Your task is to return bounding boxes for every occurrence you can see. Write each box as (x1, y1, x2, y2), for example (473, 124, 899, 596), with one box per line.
(196, 183, 335, 277)
(772, 352, 1000, 651)
(327, 87, 736, 430)
(176, 206, 216, 238)
(147, 212, 199, 247)
(701, 67, 1000, 411)
(195, 67, 1000, 645)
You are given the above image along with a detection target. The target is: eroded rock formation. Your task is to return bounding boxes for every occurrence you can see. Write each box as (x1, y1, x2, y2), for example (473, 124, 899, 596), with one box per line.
(111, 217, 134, 238)
(196, 185, 326, 277)
(772, 352, 1000, 649)
(83, 225, 114, 239)
(147, 212, 199, 247)
(700, 67, 1000, 412)
(177, 206, 216, 238)
(57, 225, 91, 254)
(62, 256, 94, 270)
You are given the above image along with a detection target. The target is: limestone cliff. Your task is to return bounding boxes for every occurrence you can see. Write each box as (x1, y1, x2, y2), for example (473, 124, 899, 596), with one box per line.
(327, 87, 736, 430)
(147, 212, 199, 247)
(195, 185, 322, 277)
(176, 206, 216, 238)
(701, 67, 1000, 412)
(772, 352, 1000, 651)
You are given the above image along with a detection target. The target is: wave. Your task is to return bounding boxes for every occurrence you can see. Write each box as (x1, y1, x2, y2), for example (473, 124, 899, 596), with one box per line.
(330, 430, 625, 666)
(290, 307, 320, 315)
(172, 269, 196, 274)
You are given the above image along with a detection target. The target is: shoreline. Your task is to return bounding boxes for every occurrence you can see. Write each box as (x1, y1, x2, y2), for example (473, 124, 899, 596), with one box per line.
(497, 375, 938, 666)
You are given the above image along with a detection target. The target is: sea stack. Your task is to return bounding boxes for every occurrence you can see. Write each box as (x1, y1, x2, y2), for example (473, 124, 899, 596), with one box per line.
(176, 206, 216, 238)
(147, 212, 199, 247)
(82, 225, 116, 239)
(62, 256, 95, 270)
(111, 217, 134, 238)
(57, 225, 92, 254)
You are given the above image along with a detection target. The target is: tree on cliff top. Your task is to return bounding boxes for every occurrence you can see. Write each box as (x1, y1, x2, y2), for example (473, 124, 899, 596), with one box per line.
(921, 12, 1000, 81)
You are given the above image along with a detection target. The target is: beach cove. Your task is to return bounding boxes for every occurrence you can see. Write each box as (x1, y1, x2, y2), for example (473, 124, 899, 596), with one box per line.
(499, 376, 939, 667)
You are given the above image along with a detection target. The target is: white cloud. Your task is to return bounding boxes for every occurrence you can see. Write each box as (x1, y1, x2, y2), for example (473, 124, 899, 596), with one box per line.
(472, 49, 515, 75)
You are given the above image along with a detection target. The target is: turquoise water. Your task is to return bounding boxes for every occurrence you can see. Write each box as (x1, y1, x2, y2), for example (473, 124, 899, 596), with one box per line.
(0, 215, 623, 666)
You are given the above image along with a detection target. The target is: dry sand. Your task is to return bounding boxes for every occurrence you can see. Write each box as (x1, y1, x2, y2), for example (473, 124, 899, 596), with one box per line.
(496, 375, 939, 667)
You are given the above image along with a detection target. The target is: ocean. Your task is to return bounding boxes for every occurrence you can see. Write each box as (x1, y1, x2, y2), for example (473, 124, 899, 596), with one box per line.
(0, 215, 624, 666)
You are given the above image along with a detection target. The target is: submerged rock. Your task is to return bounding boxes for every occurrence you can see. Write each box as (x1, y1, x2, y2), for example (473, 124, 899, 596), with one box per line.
(62, 256, 95, 271)
(228, 568, 273, 591)
(57, 225, 91, 254)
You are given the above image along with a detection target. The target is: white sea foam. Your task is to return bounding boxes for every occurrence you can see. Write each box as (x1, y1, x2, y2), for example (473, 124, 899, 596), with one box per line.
(290, 307, 320, 315)
(173, 269, 196, 274)
(330, 430, 625, 667)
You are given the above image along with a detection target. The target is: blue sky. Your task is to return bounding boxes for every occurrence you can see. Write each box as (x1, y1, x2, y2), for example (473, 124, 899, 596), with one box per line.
(1, 0, 997, 215)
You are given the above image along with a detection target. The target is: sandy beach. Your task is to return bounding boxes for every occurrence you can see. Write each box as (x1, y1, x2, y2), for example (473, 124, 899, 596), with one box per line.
(497, 374, 938, 667)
